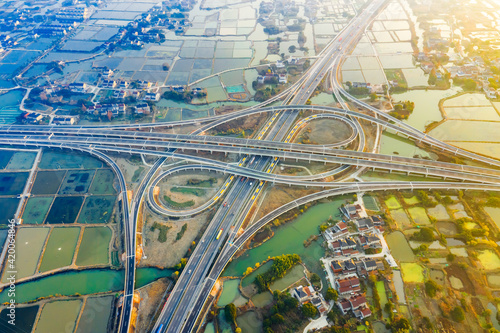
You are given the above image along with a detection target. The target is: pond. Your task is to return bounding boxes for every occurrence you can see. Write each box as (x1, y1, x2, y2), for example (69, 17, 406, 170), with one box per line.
(251, 291, 273, 307)
(487, 275, 500, 288)
(76, 227, 112, 266)
(35, 299, 82, 333)
(270, 264, 305, 292)
(408, 207, 431, 225)
(241, 260, 273, 288)
(436, 222, 457, 236)
(386, 231, 415, 262)
(222, 198, 348, 290)
(217, 279, 247, 307)
(379, 132, 433, 159)
(203, 322, 215, 333)
(394, 87, 461, 132)
(76, 295, 114, 333)
(3, 227, 50, 282)
(390, 208, 413, 229)
(488, 303, 500, 331)
(450, 248, 468, 257)
(236, 311, 261, 333)
(392, 270, 406, 304)
(0, 89, 25, 125)
(428, 205, 450, 221)
(40, 227, 80, 272)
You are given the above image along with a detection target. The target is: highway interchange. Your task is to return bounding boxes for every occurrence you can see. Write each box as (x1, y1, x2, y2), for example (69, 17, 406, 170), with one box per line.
(3, 0, 500, 332)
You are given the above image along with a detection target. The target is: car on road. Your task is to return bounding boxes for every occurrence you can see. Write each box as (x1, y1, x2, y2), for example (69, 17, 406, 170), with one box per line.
(223, 202, 227, 207)
(188, 270, 191, 274)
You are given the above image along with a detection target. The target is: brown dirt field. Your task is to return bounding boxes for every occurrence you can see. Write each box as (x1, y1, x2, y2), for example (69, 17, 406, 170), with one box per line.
(444, 264, 476, 296)
(256, 185, 320, 220)
(140, 208, 211, 268)
(470, 297, 485, 316)
(135, 278, 172, 333)
(295, 119, 353, 145)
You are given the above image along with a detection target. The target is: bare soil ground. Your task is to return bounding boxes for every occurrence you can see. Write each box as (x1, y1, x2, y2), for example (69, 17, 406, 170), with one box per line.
(140, 208, 211, 268)
(295, 118, 353, 145)
(135, 278, 172, 333)
(444, 264, 476, 296)
(255, 185, 320, 220)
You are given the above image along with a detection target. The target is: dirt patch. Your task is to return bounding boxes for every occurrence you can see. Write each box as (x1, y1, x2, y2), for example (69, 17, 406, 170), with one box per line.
(135, 278, 172, 333)
(444, 264, 475, 295)
(295, 118, 353, 145)
(256, 184, 320, 220)
(470, 297, 485, 316)
(140, 208, 211, 268)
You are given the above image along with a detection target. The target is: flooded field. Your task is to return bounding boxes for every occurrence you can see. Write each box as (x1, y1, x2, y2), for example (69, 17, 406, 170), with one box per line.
(477, 250, 500, 270)
(408, 207, 431, 225)
(386, 231, 415, 262)
(6, 152, 36, 170)
(484, 206, 500, 231)
(0, 171, 29, 195)
(22, 196, 53, 224)
(391, 208, 413, 229)
(34, 300, 82, 333)
(89, 169, 117, 195)
(75, 295, 114, 333)
(236, 311, 261, 333)
(2, 227, 49, 282)
(76, 227, 112, 266)
(45, 196, 84, 224)
(428, 205, 450, 221)
(0, 305, 39, 333)
(0, 197, 20, 222)
(39, 227, 80, 272)
(39, 151, 103, 169)
(78, 196, 116, 224)
(31, 170, 66, 195)
(270, 264, 305, 291)
(251, 291, 273, 307)
(59, 170, 96, 195)
(385, 196, 401, 209)
(217, 279, 245, 307)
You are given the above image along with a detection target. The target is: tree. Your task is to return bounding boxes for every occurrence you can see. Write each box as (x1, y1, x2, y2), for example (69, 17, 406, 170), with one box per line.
(428, 69, 437, 85)
(288, 45, 297, 53)
(424, 280, 439, 297)
(235, 328, 242, 333)
(391, 317, 411, 332)
(302, 303, 318, 318)
(463, 79, 477, 91)
(325, 288, 338, 302)
(310, 273, 321, 284)
(369, 93, 378, 102)
(224, 303, 237, 323)
(450, 306, 465, 322)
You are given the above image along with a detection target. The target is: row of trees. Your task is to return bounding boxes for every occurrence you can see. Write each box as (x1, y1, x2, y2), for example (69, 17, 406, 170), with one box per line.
(254, 254, 301, 292)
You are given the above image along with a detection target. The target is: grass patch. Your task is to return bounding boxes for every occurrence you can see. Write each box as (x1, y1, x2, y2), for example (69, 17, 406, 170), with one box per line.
(150, 222, 171, 243)
(175, 223, 187, 241)
(401, 263, 424, 283)
(186, 177, 217, 187)
(171, 187, 206, 197)
(163, 195, 195, 209)
(131, 166, 144, 182)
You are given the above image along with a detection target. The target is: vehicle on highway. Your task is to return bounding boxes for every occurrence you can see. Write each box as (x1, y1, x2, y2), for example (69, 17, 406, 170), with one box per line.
(223, 202, 227, 207)
(156, 324, 163, 333)
(188, 270, 192, 274)
(216, 228, 223, 240)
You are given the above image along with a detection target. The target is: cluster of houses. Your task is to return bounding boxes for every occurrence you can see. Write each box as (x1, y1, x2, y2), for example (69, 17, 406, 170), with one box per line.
(318, 201, 391, 320)
(291, 284, 329, 315)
